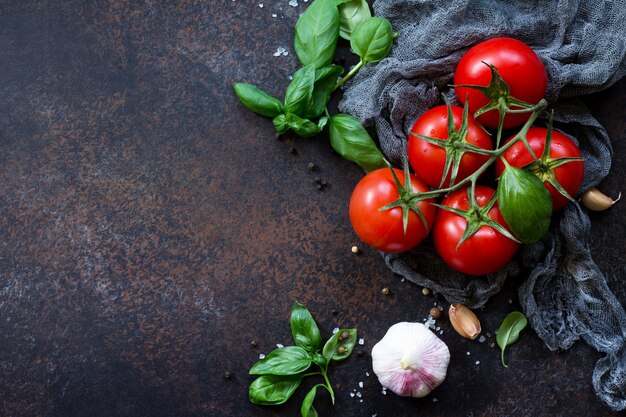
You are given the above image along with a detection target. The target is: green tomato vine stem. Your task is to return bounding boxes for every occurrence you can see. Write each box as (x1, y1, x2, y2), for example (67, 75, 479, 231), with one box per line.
(410, 98, 548, 203)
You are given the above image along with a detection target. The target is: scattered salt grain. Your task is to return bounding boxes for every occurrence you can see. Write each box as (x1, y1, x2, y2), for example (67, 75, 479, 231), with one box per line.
(478, 335, 486, 343)
(333, 327, 339, 334)
(259, 353, 266, 359)
(358, 338, 365, 345)
(289, 0, 298, 6)
(424, 316, 436, 329)
(258, 3, 263, 7)
(272, 13, 277, 17)
(350, 392, 355, 398)
(433, 398, 439, 403)
(358, 381, 363, 388)
(356, 392, 362, 398)
(273, 47, 288, 57)
(466, 351, 470, 356)
(475, 360, 480, 365)
(365, 371, 370, 377)
(508, 299, 513, 304)
(276, 343, 284, 348)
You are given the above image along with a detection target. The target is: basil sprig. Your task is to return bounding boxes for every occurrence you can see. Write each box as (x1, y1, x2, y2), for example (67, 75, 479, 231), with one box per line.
(248, 301, 357, 416)
(496, 311, 528, 368)
(233, 0, 396, 171)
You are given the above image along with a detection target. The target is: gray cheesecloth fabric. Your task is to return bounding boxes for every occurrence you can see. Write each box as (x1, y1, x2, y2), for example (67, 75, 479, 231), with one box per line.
(338, 0, 626, 411)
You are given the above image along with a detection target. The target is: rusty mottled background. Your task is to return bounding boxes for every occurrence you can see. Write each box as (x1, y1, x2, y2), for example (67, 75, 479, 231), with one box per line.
(0, 1, 624, 416)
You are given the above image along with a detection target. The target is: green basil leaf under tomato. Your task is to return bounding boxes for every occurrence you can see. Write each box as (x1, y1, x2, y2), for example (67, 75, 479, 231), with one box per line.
(290, 301, 323, 353)
(294, 0, 340, 69)
(338, 0, 372, 41)
(322, 328, 357, 362)
(328, 114, 387, 171)
(233, 83, 284, 118)
(249, 374, 303, 405)
(497, 165, 552, 243)
(350, 16, 394, 64)
(249, 346, 312, 376)
(496, 311, 528, 368)
(301, 385, 319, 417)
(285, 65, 317, 118)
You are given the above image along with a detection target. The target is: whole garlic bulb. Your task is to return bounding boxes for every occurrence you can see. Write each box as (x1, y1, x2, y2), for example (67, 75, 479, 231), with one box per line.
(372, 322, 450, 398)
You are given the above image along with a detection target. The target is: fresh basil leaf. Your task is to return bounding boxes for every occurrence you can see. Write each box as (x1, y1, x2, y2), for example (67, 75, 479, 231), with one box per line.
(328, 114, 386, 171)
(301, 385, 319, 417)
(322, 328, 357, 362)
(496, 311, 528, 368)
(334, 0, 352, 4)
(294, 0, 340, 69)
(497, 166, 552, 243)
(338, 0, 371, 40)
(233, 83, 284, 118)
(350, 16, 394, 64)
(273, 114, 289, 134)
(286, 113, 323, 138)
(249, 374, 303, 405)
(290, 301, 323, 353)
(249, 346, 313, 375)
(285, 65, 316, 117)
(307, 65, 344, 119)
(312, 352, 327, 369)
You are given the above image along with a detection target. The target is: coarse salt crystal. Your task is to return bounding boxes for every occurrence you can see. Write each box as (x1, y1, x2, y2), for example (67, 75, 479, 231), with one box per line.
(276, 343, 284, 348)
(433, 398, 439, 403)
(272, 13, 277, 17)
(258, 3, 263, 7)
(273, 47, 286, 57)
(478, 335, 486, 343)
(466, 351, 470, 356)
(259, 353, 266, 359)
(350, 392, 355, 398)
(358, 381, 363, 388)
(365, 371, 370, 377)
(333, 327, 339, 334)
(289, 0, 298, 6)
(475, 360, 480, 365)
(356, 392, 362, 398)
(358, 338, 365, 345)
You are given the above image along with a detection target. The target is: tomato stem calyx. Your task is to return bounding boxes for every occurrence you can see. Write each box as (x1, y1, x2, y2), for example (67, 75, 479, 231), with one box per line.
(434, 188, 521, 249)
(378, 158, 431, 234)
(452, 63, 537, 147)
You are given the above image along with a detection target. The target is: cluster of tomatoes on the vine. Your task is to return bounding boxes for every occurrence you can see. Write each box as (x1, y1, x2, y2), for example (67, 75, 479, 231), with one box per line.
(349, 38, 585, 276)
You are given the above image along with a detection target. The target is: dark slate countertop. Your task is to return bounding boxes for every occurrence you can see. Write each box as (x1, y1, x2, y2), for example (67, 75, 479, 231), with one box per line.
(0, 1, 624, 416)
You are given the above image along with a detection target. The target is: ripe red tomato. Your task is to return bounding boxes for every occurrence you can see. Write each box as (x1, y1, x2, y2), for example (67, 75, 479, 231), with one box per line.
(408, 104, 492, 188)
(349, 168, 437, 253)
(433, 185, 520, 275)
(454, 37, 547, 129)
(495, 127, 584, 211)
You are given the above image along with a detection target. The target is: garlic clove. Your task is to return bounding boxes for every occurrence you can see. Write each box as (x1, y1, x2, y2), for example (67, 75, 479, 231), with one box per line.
(372, 322, 450, 398)
(581, 188, 620, 211)
(449, 303, 481, 339)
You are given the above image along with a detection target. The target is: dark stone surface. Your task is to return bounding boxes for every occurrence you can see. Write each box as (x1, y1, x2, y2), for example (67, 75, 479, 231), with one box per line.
(0, 1, 623, 416)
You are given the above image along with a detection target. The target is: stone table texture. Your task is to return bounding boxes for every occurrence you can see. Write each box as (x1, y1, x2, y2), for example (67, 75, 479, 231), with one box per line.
(0, 1, 624, 417)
